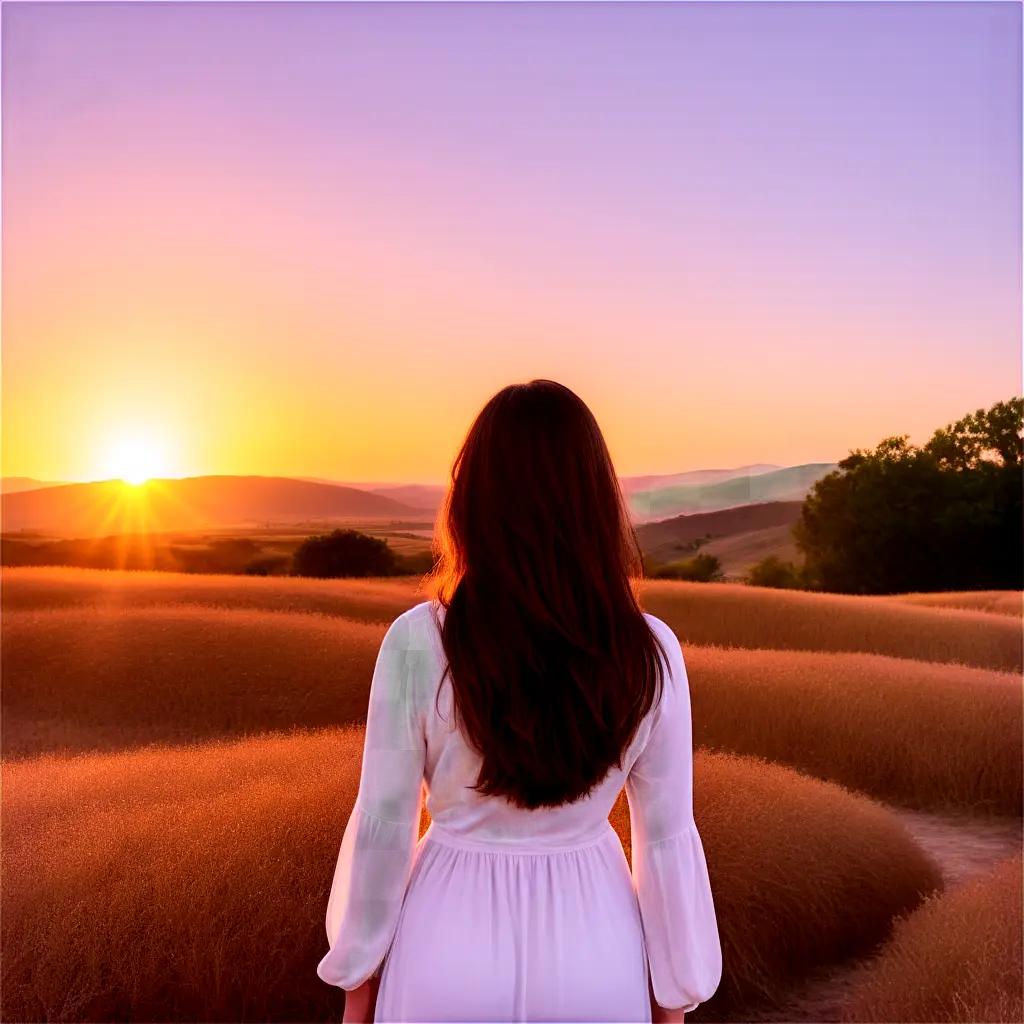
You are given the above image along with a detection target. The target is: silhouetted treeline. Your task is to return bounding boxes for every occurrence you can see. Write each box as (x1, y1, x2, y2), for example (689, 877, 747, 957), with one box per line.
(0, 529, 432, 577)
(793, 398, 1023, 594)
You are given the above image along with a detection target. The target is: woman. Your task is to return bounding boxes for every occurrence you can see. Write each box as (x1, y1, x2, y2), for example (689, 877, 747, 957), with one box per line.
(316, 380, 723, 1023)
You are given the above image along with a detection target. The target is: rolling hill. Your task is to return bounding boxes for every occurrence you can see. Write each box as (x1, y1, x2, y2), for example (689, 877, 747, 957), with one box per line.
(635, 500, 804, 567)
(628, 463, 836, 521)
(311, 464, 815, 519)
(1, 475, 426, 536)
(0, 477, 66, 495)
(619, 463, 781, 495)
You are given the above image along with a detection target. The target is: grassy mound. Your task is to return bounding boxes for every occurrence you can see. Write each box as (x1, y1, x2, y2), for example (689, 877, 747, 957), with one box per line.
(1, 565, 421, 623)
(2, 605, 384, 759)
(840, 854, 1023, 1022)
(639, 579, 1022, 673)
(686, 646, 1023, 815)
(0, 729, 940, 1021)
(5, 567, 1019, 671)
(882, 590, 1022, 617)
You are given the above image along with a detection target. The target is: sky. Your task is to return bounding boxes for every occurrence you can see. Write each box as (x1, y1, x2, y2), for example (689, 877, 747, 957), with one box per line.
(2, 1, 1020, 485)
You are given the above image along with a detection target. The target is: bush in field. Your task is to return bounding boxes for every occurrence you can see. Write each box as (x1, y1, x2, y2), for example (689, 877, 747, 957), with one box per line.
(650, 553, 723, 582)
(795, 398, 1023, 594)
(746, 555, 807, 589)
(292, 529, 397, 578)
(244, 555, 291, 576)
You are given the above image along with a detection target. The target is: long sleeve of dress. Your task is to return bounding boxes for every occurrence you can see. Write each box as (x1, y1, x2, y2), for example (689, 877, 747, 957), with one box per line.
(316, 610, 427, 992)
(625, 617, 723, 1013)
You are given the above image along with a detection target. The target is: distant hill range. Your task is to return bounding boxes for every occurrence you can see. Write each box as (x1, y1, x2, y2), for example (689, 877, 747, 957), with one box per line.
(1, 477, 66, 495)
(307, 463, 836, 520)
(636, 500, 806, 574)
(625, 463, 836, 522)
(1, 463, 837, 539)
(1, 475, 429, 536)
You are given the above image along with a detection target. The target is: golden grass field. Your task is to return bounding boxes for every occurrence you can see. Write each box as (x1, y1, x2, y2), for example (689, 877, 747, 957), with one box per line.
(5, 567, 1019, 671)
(839, 853, 1023, 1022)
(2, 730, 939, 1023)
(1, 566, 1021, 1023)
(883, 590, 1023, 617)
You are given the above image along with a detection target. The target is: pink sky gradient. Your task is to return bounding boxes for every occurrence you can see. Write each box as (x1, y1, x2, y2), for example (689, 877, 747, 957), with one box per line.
(3, 1, 1020, 484)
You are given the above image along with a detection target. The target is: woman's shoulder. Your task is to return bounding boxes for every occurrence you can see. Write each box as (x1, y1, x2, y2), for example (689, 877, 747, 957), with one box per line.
(385, 599, 445, 650)
(640, 611, 687, 695)
(641, 610, 681, 652)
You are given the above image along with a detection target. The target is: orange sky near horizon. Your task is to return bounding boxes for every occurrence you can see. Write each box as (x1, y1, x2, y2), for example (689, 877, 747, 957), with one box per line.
(2, 3, 1020, 487)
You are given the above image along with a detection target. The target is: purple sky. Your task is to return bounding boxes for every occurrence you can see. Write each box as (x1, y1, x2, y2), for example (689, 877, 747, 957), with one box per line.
(3, 1, 1021, 482)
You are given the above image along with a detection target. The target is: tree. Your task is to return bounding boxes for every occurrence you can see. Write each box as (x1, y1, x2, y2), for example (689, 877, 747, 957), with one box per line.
(794, 398, 1023, 594)
(292, 529, 398, 578)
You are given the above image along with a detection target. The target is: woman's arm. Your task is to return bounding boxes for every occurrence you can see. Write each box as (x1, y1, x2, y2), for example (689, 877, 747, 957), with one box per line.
(341, 975, 379, 1024)
(626, 615, 723, 1016)
(649, 969, 685, 1023)
(316, 609, 428, 996)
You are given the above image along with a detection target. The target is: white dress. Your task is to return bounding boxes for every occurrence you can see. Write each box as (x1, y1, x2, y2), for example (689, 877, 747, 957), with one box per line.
(316, 600, 723, 1022)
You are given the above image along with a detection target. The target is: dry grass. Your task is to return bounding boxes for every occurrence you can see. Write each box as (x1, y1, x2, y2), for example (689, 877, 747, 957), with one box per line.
(639, 580, 1022, 672)
(5, 567, 1019, 672)
(839, 854, 1023, 1022)
(1, 605, 384, 759)
(5, 585, 1019, 819)
(881, 590, 1023, 618)
(1, 565, 423, 623)
(685, 646, 1023, 815)
(1, 730, 940, 1023)
(1, 565, 1013, 1021)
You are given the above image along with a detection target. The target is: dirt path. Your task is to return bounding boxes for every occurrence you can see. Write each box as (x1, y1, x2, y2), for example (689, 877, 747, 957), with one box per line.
(742, 808, 1022, 1023)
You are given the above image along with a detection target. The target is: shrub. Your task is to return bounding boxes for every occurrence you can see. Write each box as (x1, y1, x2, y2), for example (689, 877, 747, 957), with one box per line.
(747, 555, 805, 589)
(292, 529, 397, 578)
(650, 552, 723, 582)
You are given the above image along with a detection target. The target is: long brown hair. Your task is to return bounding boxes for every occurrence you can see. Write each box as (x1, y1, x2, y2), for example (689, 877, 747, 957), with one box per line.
(426, 380, 668, 810)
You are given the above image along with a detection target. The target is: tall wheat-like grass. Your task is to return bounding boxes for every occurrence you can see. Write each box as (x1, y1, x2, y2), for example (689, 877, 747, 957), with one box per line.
(639, 579, 1022, 672)
(5, 567, 1019, 670)
(839, 854, 1023, 1023)
(6, 599, 1019, 818)
(1, 565, 423, 622)
(880, 590, 1023, 618)
(1, 730, 940, 1023)
(685, 646, 1023, 814)
(2, 605, 385, 759)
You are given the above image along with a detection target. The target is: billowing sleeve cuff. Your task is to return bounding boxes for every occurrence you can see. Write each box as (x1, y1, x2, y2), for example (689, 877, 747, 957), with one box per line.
(315, 799, 422, 991)
(634, 819, 723, 1013)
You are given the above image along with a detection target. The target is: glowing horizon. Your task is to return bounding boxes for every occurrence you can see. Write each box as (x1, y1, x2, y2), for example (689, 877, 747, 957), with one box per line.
(3, 3, 1020, 486)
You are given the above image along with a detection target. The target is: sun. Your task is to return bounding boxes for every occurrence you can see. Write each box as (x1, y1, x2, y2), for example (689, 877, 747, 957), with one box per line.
(100, 435, 169, 486)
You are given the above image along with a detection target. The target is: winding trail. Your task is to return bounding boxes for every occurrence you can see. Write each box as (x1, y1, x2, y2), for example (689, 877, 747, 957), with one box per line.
(743, 808, 1022, 1023)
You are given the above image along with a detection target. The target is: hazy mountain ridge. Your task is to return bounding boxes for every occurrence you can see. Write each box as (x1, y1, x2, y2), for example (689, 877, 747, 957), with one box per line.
(619, 464, 782, 495)
(636, 500, 805, 564)
(1, 475, 426, 536)
(2, 464, 836, 538)
(308, 464, 819, 518)
(1, 477, 67, 495)
(628, 463, 837, 522)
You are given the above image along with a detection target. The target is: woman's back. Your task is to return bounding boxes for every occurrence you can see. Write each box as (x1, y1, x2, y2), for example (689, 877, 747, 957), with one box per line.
(317, 598, 722, 1022)
(418, 600, 665, 847)
(316, 379, 722, 1023)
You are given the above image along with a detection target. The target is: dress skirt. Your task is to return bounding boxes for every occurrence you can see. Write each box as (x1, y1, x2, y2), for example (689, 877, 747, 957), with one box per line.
(375, 819, 652, 1023)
